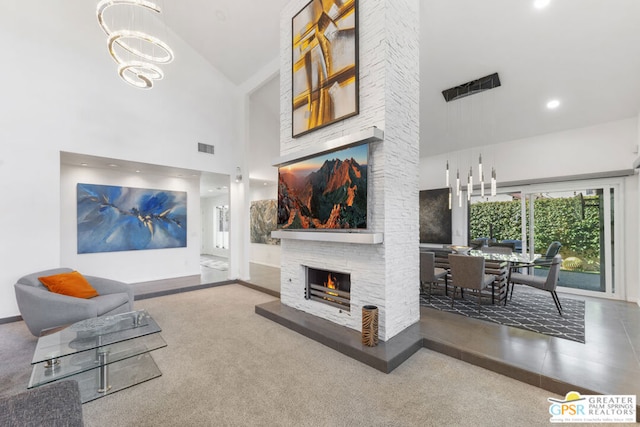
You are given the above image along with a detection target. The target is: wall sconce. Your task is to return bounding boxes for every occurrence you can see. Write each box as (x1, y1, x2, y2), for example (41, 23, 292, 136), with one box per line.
(235, 167, 242, 183)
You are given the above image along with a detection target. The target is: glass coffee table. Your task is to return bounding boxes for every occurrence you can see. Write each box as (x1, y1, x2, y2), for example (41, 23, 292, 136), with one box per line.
(28, 309, 166, 403)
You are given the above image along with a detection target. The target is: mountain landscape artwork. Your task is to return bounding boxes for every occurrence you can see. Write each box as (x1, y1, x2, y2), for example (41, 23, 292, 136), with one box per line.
(278, 144, 368, 229)
(77, 183, 187, 253)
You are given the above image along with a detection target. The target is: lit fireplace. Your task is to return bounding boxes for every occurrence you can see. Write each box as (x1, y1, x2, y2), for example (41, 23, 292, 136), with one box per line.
(305, 267, 351, 312)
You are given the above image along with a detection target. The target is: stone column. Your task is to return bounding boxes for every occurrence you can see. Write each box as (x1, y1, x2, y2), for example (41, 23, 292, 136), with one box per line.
(279, 0, 420, 340)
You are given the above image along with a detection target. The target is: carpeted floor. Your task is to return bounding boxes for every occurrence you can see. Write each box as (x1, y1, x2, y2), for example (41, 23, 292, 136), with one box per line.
(420, 286, 585, 343)
(1, 285, 565, 426)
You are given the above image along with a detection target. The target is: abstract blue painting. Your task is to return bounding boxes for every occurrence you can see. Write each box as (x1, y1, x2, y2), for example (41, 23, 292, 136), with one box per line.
(77, 183, 187, 254)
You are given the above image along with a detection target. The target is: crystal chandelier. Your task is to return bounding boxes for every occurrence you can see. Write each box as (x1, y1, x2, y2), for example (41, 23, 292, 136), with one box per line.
(97, 0, 174, 89)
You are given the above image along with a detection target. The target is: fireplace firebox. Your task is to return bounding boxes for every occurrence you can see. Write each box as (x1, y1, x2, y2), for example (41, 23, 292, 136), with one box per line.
(305, 267, 351, 312)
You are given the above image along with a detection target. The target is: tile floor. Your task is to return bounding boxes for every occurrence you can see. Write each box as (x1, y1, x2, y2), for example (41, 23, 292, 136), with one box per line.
(420, 293, 640, 398)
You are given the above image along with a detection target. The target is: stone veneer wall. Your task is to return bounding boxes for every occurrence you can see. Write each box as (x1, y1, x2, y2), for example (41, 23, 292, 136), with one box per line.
(279, 0, 419, 341)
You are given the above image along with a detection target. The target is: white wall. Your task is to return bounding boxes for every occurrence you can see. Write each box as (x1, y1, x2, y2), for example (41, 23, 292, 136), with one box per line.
(0, 2, 242, 318)
(248, 78, 280, 183)
(249, 184, 281, 268)
(420, 119, 637, 189)
(419, 118, 639, 303)
(637, 112, 640, 307)
(60, 165, 201, 282)
(247, 73, 281, 268)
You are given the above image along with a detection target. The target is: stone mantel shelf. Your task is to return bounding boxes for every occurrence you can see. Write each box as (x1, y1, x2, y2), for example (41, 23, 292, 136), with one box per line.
(273, 126, 384, 167)
(271, 230, 384, 245)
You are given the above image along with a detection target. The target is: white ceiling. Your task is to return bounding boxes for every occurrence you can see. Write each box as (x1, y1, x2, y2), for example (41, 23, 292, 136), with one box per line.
(163, 0, 640, 158)
(162, 0, 290, 85)
(70, 1, 640, 193)
(420, 0, 640, 155)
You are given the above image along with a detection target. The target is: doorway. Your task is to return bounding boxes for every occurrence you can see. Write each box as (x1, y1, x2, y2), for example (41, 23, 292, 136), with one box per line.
(200, 173, 231, 283)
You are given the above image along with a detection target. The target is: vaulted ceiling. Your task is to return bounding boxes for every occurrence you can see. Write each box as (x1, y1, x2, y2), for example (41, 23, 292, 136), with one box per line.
(163, 0, 640, 160)
(82, 0, 640, 190)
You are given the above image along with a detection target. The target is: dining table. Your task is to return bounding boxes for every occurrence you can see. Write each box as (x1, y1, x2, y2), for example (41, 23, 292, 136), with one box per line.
(470, 250, 540, 264)
(427, 248, 541, 305)
(470, 250, 542, 305)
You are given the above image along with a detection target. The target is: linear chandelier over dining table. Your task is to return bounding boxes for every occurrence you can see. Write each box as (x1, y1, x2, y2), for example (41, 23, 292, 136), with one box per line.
(441, 72, 501, 208)
(446, 155, 497, 208)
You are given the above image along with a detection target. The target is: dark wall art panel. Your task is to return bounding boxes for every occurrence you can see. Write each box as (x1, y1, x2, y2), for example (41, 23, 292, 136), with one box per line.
(419, 188, 452, 244)
(77, 183, 187, 253)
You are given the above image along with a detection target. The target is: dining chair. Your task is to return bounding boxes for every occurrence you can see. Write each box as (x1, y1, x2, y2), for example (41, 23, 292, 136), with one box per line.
(448, 254, 496, 313)
(481, 246, 512, 255)
(533, 241, 562, 265)
(509, 254, 563, 315)
(498, 239, 522, 252)
(488, 241, 516, 251)
(469, 239, 485, 250)
(420, 252, 448, 302)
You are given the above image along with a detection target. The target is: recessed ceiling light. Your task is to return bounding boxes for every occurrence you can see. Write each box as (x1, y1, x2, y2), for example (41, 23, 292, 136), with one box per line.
(80, 163, 88, 166)
(263, 182, 268, 186)
(534, 0, 551, 9)
(546, 99, 560, 109)
(135, 170, 141, 173)
(108, 163, 118, 167)
(208, 189, 214, 192)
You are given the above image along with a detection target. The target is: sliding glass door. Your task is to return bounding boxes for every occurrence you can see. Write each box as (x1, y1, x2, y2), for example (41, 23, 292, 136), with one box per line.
(469, 179, 623, 299)
(525, 189, 605, 293)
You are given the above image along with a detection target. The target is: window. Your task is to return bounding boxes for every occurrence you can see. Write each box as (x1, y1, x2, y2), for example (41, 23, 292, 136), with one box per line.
(215, 205, 229, 249)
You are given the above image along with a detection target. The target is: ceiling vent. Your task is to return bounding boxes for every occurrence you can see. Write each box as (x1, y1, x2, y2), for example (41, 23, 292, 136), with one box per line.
(198, 142, 215, 155)
(442, 72, 501, 102)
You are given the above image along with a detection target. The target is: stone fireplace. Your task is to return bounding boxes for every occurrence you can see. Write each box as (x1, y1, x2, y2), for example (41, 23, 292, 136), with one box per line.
(275, 0, 420, 342)
(305, 266, 351, 312)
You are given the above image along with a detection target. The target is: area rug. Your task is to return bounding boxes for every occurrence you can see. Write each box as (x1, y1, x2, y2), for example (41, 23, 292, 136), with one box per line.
(421, 287, 585, 343)
(199, 258, 228, 271)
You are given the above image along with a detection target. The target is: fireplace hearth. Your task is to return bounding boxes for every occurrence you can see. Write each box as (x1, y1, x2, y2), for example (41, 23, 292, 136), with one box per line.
(305, 267, 351, 312)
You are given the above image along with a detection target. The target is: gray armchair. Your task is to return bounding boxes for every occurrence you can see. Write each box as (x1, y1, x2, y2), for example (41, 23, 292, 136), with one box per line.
(14, 268, 134, 336)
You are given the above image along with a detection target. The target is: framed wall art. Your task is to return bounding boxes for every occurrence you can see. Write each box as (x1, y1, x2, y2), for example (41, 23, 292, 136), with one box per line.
(277, 143, 368, 230)
(291, 0, 359, 137)
(77, 183, 187, 253)
(419, 188, 452, 244)
(250, 199, 280, 245)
